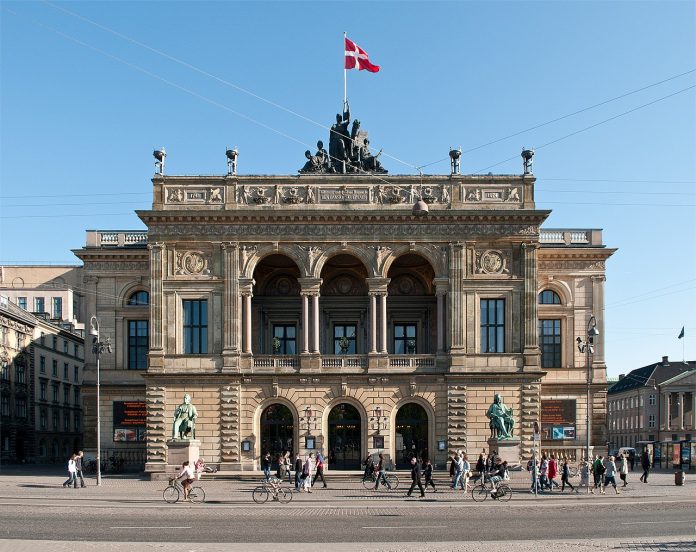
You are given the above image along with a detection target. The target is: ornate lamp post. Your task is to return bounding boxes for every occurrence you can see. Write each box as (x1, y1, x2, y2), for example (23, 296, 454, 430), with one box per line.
(577, 314, 599, 493)
(371, 406, 389, 434)
(89, 316, 111, 486)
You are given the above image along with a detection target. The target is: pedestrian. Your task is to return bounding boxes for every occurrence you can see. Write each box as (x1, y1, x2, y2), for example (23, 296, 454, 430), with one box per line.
(283, 451, 292, 484)
(527, 456, 538, 493)
(548, 455, 560, 491)
(374, 453, 391, 490)
(639, 450, 650, 484)
(539, 454, 550, 491)
(294, 453, 303, 490)
(74, 450, 86, 488)
(451, 453, 464, 490)
(618, 453, 629, 487)
(629, 451, 635, 471)
(591, 455, 605, 494)
(449, 453, 456, 485)
(603, 455, 620, 494)
(62, 454, 77, 488)
(423, 458, 436, 492)
(312, 451, 328, 488)
(475, 453, 485, 484)
(406, 457, 425, 498)
(579, 458, 590, 490)
(302, 453, 314, 492)
(276, 453, 284, 480)
(561, 457, 577, 493)
(363, 454, 375, 481)
(261, 451, 271, 481)
(461, 454, 471, 492)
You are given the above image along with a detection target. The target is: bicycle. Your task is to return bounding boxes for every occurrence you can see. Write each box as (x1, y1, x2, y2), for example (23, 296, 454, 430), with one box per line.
(471, 475, 512, 502)
(252, 476, 293, 504)
(163, 478, 206, 504)
(362, 470, 400, 490)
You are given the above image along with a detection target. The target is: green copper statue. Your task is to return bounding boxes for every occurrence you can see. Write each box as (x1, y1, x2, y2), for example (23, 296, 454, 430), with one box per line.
(486, 393, 515, 440)
(172, 393, 198, 440)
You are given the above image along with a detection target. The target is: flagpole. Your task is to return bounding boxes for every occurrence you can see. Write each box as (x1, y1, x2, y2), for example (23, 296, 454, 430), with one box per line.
(343, 32, 347, 110)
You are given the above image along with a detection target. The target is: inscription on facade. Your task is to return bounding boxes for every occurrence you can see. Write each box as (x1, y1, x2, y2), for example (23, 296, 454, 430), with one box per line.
(318, 187, 370, 203)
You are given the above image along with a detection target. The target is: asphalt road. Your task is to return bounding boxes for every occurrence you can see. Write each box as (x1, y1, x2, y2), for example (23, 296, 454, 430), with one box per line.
(3, 497, 696, 543)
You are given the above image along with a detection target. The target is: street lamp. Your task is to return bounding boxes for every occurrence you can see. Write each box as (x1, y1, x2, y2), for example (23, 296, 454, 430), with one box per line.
(577, 314, 599, 493)
(90, 316, 111, 486)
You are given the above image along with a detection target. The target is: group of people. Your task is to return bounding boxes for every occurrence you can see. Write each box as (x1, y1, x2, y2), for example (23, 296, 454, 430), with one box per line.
(261, 451, 328, 492)
(62, 451, 86, 489)
(528, 453, 579, 493)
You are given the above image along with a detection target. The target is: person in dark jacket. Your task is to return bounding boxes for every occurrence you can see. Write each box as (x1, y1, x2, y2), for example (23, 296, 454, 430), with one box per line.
(639, 450, 651, 483)
(374, 453, 391, 490)
(294, 453, 303, 490)
(475, 453, 485, 483)
(311, 452, 328, 488)
(560, 457, 577, 493)
(406, 457, 425, 498)
(74, 450, 86, 488)
(423, 458, 436, 492)
(261, 452, 271, 481)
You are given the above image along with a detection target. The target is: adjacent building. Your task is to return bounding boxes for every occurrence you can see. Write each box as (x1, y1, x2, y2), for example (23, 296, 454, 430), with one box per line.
(73, 140, 615, 473)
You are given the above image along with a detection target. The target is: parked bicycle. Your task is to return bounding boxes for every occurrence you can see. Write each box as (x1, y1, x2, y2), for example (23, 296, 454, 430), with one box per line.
(163, 478, 206, 504)
(252, 476, 293, 504)
(362, 470, 400, 490)
(471, 474, 512, 502)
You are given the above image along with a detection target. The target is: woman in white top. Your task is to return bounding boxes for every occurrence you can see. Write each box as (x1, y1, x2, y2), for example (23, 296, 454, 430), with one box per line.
(302, 453, 315, 492)
(62, 454, 77, 488)
(618, 453, 629, 487)
(462, 454, 471, 491)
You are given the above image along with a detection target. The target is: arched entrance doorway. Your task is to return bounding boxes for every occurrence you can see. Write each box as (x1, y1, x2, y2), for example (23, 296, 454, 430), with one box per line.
(260, 404, 294, 467)
(328, 403, 361, 470)
(395, 403, 429, 469)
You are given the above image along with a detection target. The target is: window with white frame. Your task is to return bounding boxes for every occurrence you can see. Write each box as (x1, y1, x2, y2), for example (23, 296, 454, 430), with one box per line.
(648, 414, 656, 428)
(649, 394, 656, 405)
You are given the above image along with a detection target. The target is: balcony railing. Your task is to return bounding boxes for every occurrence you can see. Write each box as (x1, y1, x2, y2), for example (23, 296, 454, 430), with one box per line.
(253, 356, 299, 369)
(321, 355, 368, 369)
(388, 355, 436, 369)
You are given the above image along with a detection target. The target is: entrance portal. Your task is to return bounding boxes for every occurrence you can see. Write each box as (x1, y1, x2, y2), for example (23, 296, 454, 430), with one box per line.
(328, 403, 361, 469)
(260, 404, 294, 468)
(395, 403, 428, 469)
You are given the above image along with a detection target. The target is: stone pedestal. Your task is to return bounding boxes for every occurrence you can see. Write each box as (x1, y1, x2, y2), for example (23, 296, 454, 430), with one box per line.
(488, 438, 521, 466)
(166, 439, 201, 467)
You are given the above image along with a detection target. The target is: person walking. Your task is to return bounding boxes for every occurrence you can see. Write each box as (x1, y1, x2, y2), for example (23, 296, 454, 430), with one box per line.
(261, 451, 271, 481)
(475, 453, 485, 484)
(294, 453, 303, 491)
(639, 450, 651, 483)
(62, 454, 77, 488)
(629, 451, 635, 471)
(579, 458, 590, 491)
(449, 453, 456, 485)
(312, 451, 328, 488)
(618, 453, 629, 487)
(591, 455, 606, 494)
(548, 455, 560, 491)
(363, 454, 375, 481)
(373, 453, 391, 490)
(302, 453, 314, 492)
(461, 454, 471, 492)
(539, 454, 550, 491)
(406, 456, 425, 498)
(604, 455, 620, 494)
(451, 453, 464, 490)
(74, 451, 86, 488)
(283, 451, 292, 484)
(561, 457, 577, 493)
(423, 458, 436, 492)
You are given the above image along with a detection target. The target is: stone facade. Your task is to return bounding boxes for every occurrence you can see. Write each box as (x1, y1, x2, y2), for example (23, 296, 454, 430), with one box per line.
(74, 172, 615, 472)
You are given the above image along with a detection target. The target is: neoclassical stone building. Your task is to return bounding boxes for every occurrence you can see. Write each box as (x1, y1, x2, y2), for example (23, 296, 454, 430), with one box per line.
(74, 166, 615, 472)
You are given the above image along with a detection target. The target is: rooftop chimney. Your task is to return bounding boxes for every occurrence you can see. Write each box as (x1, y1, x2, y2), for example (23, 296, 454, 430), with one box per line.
(662, 356, 669, 365)
(618, 374, 625, 380)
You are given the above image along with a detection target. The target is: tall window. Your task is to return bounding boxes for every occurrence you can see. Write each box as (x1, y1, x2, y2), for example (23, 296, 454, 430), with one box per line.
(17, 297, 27, 310)
(16, 397, 27, 418)
(272, 325, 296, 354)
(52, 411, 59, 431)
(74, 413, 80, 432)
(481, 299, 505, 353)
(1, 364, 9, 381)
(52, 297, 62, 319)
(63, 363, 69, 380)
(64, 414, 70, 432)
(648, 415, 656, 428)
(52, 336, 57, 350)
(52, 384, 59, 403)
(63, 386, 70, 405)
(35, 297, 45, 313)
(74, 366, 79, 382)
(334, 324, 357, 354)
(40, 381, 47, 400)
(40, 356, 46, 373)
(128, 320, 149, 369)
(16, 364, 25, 384)
(649, 394, 656, 405)
(74, 388, 80, 405)
(538, 290, 561, 304)
(0, 395, 9, 416)
(539, 319, 561, 367)
(40, 410, 47, 430)
(183, 300, 208, 354)
(128, 291, 149, 306)
(52, 360, 58, 377)
(394, 323, 417, 354)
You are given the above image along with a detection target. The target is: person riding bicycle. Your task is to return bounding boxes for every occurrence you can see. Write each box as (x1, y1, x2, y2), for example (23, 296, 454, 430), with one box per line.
(175, 460, 196, 501)
(488, 459, 509, 496)
(373, 453, 391, 490)
(363, 455, 375, 480)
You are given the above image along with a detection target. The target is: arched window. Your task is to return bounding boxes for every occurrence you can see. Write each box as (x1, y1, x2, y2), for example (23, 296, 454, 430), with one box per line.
(127, 291, 149, 306)
(538, 290, 561, 305)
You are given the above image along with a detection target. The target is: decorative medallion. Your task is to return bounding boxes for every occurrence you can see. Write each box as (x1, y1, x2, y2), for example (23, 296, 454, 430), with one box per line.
(176, 251, 211, 276)
(476, 250, 509, 275)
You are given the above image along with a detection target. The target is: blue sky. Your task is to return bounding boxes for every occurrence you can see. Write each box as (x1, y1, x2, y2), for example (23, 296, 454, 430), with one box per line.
(1, 1, 694, 376)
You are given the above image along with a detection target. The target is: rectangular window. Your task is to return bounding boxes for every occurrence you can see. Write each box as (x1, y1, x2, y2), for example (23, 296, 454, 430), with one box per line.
(17, 297, 27, 310)
(481, 299, 505, 353)
(63, 363, 69, 380)
(333, 324, 357, 354)
(183, 300, 208, 354)
(649, 394, 656, 406)
(74, 366, 79, 382)
(1, 364, 9, 381)
(63, 340, 68, 353)
(74, 388, 80, 405)
(16, 398, 27, 418)
(40, 332, 45, 345)
(63, 386, 70, 405)
(52, 411, 59, 431)
(73, 344, 79, 358)
(539, 319, 561, 367)
(52, 298, 63, 319)
(35, 297, 45, 313)
(74, 413, 80, 432)
(272, 325, 296, 355)
(40, 410, 47, 430)
(394, 323, 417, 354)
(64, 414, 70, 432)
(16, 364, 25, 384)
(52, 360, 58, 377)
(40, 381, 47, 400)
(52, 384, 59, 403)
(40, 356, 46, 373)
(52, 336, 57, 350)
(128, 320, 149, 369)
(648, 415, 655, 428)
(0, 395, 9, 416)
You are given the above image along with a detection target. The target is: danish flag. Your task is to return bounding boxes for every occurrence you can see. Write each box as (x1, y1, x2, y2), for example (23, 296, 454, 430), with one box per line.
(344, 37, 380, 73)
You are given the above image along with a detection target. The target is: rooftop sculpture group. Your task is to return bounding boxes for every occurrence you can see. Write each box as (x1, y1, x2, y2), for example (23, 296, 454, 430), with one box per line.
(299, 103, 387, 174)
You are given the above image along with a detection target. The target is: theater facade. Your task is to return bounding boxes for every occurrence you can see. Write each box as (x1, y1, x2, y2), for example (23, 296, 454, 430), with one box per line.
(74, 157, 615, 472)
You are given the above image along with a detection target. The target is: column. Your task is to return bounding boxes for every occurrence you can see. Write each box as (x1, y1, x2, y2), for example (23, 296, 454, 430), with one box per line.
(522, 242, 539, 363)
(301, 294, 309, 354)
(449, 243, 464, 350)
(380, 293, 387, 353)
(312, 294, 319, 353)
(679, 392, 685, 430)
(664, 393, 670, 430)
(243, 292, 252, 354)
(591, 275, 606, 364)
(222, 242, 239, 351)
(436, 292, 445, 353)
(369, 293, 377, 354)
(148, 243, 165, 352)
(692, 392, 696, 430)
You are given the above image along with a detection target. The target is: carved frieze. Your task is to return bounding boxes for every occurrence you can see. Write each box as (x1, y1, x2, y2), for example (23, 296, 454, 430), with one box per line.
(175, 250, 211, 276)
(165, 186, 224, 205)
(539, 260, 606, 271)
(476, 249, 510, 275)
(82, 261, 149, 272)
(464, 187, 522, 203)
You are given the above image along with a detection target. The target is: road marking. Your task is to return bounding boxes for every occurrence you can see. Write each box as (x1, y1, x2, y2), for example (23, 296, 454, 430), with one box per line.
(110, 526, 193, 529)
(361, 526, 448, 529)
(621, 520, 696, 525)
